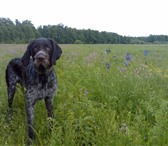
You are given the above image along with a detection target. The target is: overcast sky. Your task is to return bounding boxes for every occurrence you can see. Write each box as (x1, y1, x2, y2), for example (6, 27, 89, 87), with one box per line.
(1, 0, 168, 36)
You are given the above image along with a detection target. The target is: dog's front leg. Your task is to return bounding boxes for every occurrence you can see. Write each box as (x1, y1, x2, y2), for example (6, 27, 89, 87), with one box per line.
(45, 97, 54, 118)
(26, 99, 35, 139)
(45, 96, 55, 132)
(26, 90, 36, 139)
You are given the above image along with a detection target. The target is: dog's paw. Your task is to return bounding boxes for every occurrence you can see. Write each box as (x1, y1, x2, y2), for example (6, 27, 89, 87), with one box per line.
(6, 108, 13, 122)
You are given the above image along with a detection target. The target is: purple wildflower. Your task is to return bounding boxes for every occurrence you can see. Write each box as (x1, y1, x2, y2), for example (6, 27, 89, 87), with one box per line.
(10, 50, 16, 54)
(126, 53, 131, 61)
(144, 50, 149, 56)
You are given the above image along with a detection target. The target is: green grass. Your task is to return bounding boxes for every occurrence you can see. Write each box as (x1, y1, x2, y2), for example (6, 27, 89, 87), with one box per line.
(1, 44, 168, 145)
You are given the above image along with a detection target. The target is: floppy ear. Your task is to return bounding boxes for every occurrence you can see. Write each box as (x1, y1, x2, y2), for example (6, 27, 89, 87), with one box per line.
(49, 39, 62, 65)
(21, 41, 33, 66)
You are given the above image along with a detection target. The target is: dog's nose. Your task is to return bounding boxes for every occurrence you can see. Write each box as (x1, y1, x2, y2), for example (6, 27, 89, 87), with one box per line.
(37, 55, 45, 62)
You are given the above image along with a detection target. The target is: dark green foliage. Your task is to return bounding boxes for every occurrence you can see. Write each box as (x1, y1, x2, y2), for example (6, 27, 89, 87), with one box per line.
(1, 17, 168, 44)
(37, 24, 124, 44)
(0, 18, 39, 43)
(74, 40, 83, 44)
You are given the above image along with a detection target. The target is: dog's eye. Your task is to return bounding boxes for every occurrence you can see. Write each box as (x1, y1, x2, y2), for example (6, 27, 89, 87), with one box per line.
(33, 44, 38, 49)
(46, 47, 51, 52)
(34, 47, 39, 52)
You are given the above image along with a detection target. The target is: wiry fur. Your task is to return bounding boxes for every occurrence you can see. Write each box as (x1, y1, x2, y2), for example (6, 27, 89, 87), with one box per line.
(6, 37, 62, 139)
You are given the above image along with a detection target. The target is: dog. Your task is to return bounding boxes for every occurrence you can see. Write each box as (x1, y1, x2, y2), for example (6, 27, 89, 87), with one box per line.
(5, 37, 62, 139)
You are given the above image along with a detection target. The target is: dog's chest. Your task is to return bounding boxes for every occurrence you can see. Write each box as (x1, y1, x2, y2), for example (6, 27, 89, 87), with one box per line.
(36, 76, 56, 98)
(36, 85, 53, 99)
(26, 71, 57, 99)
(27, 81, 56, 100)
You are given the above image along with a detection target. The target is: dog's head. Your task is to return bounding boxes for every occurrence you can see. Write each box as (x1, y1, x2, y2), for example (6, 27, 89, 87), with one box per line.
(22, 37, 62, 73)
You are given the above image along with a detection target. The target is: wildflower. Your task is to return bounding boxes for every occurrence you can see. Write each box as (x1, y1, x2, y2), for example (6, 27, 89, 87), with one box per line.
(144, 50, 149, 65)
(106, 62, 110, 69)
(124, 53, 131, 67)
(124, 61, 129, 66)
(10, 50, 16, 54)
(106, 48, 111, 54)
(144, 50, 149, 56)
(84, 90, 89, 96)
(119, 123, 129, 134)
(126, 52, 131, 61)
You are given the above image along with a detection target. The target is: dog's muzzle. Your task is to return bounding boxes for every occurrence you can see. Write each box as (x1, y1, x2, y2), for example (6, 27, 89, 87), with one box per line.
(35, 51, 47, 63)
(34, 51, 51, 73)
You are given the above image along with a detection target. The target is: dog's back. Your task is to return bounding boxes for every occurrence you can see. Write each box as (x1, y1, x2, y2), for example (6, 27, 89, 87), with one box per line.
(6, 58, 24, 87)
(6, 58, 25, 109)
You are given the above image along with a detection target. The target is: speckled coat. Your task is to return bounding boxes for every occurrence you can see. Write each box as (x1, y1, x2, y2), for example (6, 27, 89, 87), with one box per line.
(5, 37, 62, 139)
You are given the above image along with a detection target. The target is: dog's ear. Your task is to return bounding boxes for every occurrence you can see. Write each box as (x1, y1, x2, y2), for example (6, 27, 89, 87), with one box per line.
(22, 40, 34, 66)
(49, 39, 62, 65)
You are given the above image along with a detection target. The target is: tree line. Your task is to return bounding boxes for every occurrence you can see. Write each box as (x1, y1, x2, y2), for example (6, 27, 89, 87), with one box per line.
(1, 17, 168, 44)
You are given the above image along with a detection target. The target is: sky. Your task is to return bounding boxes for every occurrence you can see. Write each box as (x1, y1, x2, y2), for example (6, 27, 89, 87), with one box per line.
(1, 0, 168, 37)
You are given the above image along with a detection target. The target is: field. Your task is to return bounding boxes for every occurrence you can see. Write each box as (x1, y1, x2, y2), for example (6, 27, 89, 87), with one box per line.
(0, 44, 168, 145)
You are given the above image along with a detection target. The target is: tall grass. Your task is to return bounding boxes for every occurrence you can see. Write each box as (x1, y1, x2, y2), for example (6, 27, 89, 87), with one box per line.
(0, 44, 168, 145)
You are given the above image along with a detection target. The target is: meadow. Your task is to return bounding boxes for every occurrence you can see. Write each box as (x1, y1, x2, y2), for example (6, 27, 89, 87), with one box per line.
(0, 44, 168, 145)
